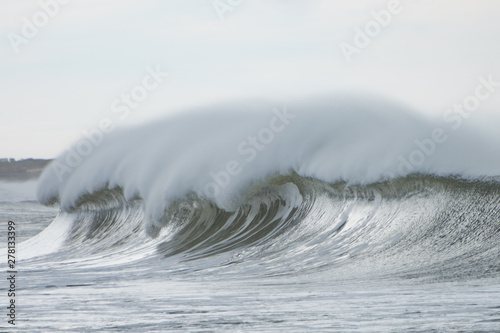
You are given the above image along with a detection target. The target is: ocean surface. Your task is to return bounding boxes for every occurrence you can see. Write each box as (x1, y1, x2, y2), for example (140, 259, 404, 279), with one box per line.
(2, 98, 500, 332)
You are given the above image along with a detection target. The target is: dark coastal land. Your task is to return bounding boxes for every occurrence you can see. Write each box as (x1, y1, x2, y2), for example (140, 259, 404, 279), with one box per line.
(0, 158, 52, 182)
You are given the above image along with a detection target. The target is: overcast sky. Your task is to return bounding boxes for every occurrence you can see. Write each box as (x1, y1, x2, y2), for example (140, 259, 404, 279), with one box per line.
(1, 0, 499, 159)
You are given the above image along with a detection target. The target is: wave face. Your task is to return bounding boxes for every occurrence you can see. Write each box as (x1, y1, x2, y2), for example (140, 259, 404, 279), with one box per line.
(36, 96, 500, 235)
(33, 96, 500, 279)
(30, 174, 500, 280)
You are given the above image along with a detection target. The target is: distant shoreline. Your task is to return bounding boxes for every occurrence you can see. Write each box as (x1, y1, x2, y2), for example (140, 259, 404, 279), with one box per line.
(0, 159, 52, 182)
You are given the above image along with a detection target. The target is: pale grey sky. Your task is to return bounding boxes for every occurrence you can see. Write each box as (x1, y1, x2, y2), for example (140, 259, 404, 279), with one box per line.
(1, 0, 499, 158)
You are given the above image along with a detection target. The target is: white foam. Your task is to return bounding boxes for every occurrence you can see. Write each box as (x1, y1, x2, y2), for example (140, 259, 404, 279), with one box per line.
(18, 214, 72, 260)
(36, 96, 500, 231)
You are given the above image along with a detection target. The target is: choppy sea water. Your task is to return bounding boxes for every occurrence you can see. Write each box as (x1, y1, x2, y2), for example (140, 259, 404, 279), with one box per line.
(2, 175, 500, 332)
(4, 98, 500, 331)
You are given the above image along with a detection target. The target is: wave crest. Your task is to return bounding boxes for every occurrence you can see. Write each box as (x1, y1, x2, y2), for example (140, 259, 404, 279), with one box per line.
(37, 96, 500, 228)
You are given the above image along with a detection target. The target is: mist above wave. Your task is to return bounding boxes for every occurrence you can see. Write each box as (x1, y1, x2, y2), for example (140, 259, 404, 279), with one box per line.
(37, 95, 500, 229)
(0, 180, 39, 203)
